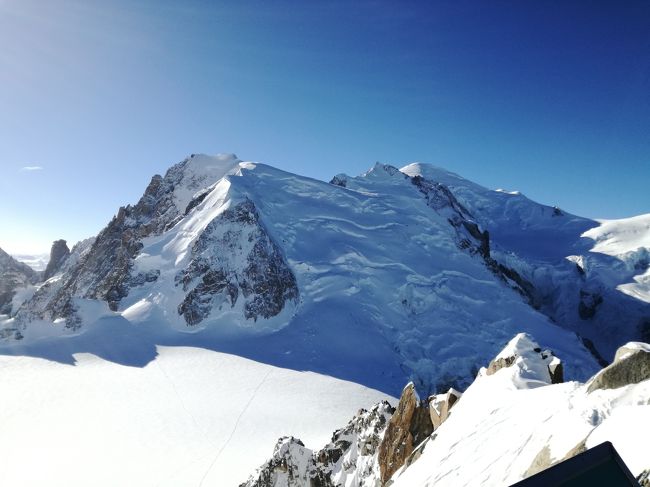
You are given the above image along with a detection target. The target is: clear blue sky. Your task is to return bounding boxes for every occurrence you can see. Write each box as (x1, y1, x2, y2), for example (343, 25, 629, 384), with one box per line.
(1, 0, 648, 254)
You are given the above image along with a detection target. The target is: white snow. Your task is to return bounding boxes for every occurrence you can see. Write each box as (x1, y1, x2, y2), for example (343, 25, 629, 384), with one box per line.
(583, 214, 650, 256)
(582, 214, 650, 303)
(0, 340, 393, 487)
(391, 336, 650, 487)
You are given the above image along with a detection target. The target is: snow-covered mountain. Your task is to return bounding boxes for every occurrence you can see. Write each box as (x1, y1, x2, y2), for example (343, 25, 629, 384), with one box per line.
(0, 247, 38, 318)
(1, 153, 648, 485)
(244, 334, 650, 487)
(2, 153, 648, 396)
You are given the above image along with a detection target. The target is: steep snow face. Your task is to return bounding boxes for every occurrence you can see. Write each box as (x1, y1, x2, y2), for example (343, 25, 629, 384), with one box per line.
(401, 163, 596, 262)
(391, 335, 650, 487)
(401, 163, 650, 361)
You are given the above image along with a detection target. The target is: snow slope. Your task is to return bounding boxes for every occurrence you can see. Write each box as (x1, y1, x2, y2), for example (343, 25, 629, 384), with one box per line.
(0, 322, 393, 487)
(402, 163, 650, 359)
(391, 334, 650, 486)
(583, 213, 650, 303)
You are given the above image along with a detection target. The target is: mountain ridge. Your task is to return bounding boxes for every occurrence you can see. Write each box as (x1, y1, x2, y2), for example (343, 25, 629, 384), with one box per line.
(1, 153, 648, 396)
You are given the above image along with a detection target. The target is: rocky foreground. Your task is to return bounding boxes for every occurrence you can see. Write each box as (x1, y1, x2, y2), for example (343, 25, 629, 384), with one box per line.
(242, 333, 650, 487)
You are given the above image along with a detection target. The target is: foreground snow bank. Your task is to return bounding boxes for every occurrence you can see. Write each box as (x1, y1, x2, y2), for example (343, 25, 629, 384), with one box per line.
(0, 346, 393, 486)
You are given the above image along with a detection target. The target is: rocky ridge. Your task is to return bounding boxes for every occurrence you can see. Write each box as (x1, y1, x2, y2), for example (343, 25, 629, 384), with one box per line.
(245, 334, 649, 486)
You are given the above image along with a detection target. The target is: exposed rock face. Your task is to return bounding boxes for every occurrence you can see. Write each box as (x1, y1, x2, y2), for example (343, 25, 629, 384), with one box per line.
(638, 469, 650, 487)
(242, 436, 312, 487)
(176, 199, 298, 326)
(524, 445, 553, 478)
(241, 401, 395, 487)
(587, 342, 650, 393)
(0, 247, 37, 314)
(428, 388, 462, 430)
(13, 238, 95, 330)
(378, 383, 433, 484)
(42, 239, 70, 280)
(14, 164, 189, 327)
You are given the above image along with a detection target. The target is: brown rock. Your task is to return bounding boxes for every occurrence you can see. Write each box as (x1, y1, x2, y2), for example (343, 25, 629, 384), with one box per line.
(378, 382, 433, 484)
(428, 388, 462, 429)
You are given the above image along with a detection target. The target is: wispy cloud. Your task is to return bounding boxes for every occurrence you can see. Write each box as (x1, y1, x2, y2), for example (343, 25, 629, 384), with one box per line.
(20, 166, 44, 172)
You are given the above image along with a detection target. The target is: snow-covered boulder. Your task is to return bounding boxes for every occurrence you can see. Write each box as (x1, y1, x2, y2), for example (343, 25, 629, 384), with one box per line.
(485, 333, 564, 386)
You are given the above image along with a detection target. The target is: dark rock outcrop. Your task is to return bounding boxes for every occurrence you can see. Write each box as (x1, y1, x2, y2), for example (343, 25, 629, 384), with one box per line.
(42, 239, 70, 280)
(177, 199, 299, 326)
(241, 401, 395, 487)
(378, 382, 433, 484)
(329, 174, 348, 187)
(578, 289, 603, 320)
(587, 342, 650, 393)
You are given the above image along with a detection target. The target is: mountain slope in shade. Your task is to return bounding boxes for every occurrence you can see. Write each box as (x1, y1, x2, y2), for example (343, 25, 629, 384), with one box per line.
(2, 154, 648, 395)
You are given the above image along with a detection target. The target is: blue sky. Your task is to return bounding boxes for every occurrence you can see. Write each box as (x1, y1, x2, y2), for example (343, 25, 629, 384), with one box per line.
(1, 0, 648, 254)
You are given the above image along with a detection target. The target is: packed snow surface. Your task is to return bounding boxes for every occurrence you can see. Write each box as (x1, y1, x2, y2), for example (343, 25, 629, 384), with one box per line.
(0, 327, 393, 486)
